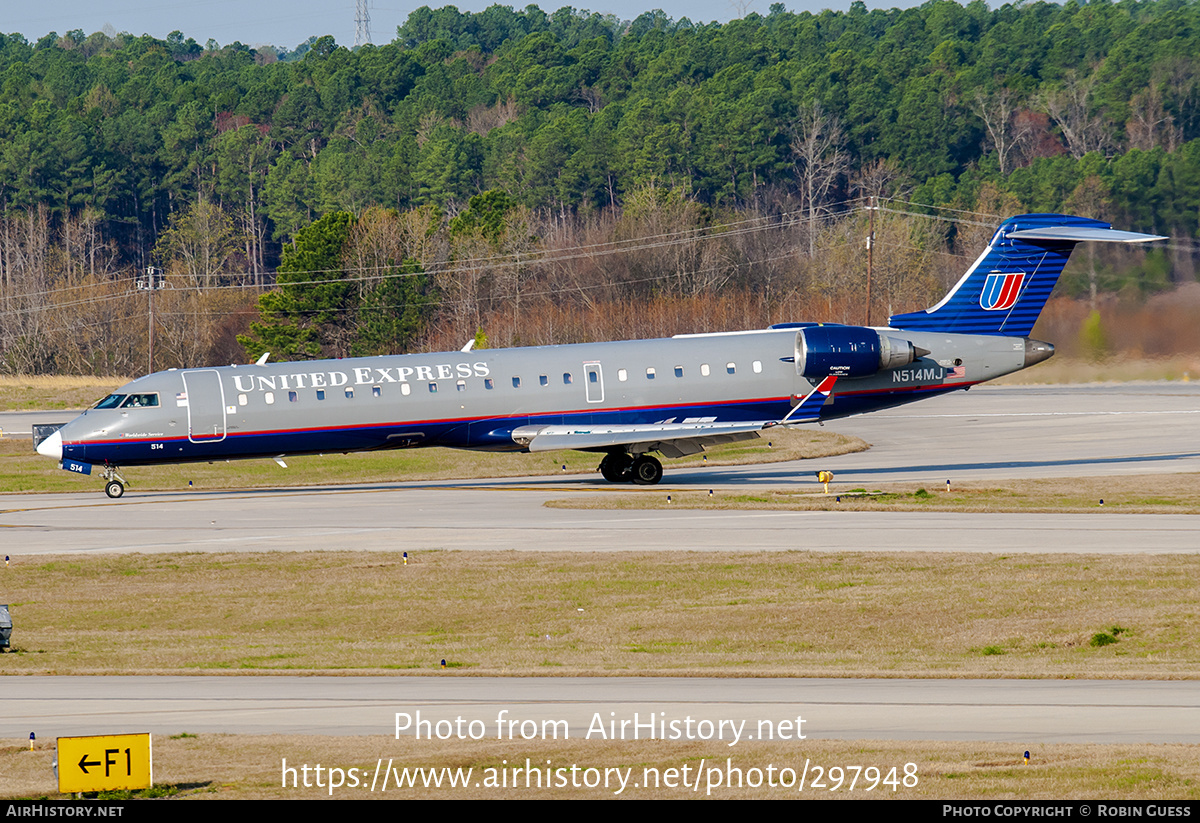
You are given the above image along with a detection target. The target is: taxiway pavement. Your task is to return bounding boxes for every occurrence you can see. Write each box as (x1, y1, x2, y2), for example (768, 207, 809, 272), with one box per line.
(2, 384, 1197, 556)
(5, 676, 1199, 744)
(2, 384, 1196, 745)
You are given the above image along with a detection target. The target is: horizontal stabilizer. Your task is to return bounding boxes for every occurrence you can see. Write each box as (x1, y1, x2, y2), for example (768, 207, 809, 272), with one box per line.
(1006, 227, 1166, 243)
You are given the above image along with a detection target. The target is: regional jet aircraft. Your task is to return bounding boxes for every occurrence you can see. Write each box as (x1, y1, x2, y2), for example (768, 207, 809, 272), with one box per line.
(36, 214, 1162, 497)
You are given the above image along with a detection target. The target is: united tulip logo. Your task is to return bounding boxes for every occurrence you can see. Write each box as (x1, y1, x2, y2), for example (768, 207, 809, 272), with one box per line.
(979, 270, 1025, 310)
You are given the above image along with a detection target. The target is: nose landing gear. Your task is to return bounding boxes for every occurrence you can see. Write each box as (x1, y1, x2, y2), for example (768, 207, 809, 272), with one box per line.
(101, 466, 127, 499)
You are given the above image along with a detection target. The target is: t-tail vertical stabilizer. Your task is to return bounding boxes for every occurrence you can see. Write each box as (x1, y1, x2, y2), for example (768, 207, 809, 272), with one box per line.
(889, 213, 1165, 336)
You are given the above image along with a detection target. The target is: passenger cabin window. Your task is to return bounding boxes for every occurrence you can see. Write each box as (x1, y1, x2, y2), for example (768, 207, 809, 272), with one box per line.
(457, 380, 466, 392)
(429, 382, 438, 393)
(372, 386, 381, 397)
(563, 373, 573, 384)
(484, 378, 495, 390)
(237, 394, 248, 406)
(618, 369, 628, 382)
(345, 388, 354, 399)
(539, 375, 548, 386)
(674, 366, 684, 378)
(700, 364, 711, 377)
(512, 376, 521, 388)
(401, 383, 412, 396)
(589, 371, 598, 383)
(727, 363, 736, 374)
(316, 389, 326, 400)
(646, 368, 656, 379)
(265, 392, 275, 405)
(753, 360, 762, 373)
(288, 391, 298, 403)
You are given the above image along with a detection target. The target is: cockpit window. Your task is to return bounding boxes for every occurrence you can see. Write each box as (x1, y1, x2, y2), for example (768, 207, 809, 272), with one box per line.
(94, 394, 126, 409)
(119, 393, 160, 408)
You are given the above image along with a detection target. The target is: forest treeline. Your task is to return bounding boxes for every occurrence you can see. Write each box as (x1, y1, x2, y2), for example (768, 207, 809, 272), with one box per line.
(1, 0, 1198, 374)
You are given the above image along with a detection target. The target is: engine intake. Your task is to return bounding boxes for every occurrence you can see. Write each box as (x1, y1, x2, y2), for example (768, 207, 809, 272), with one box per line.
(796, 326, 925, 378)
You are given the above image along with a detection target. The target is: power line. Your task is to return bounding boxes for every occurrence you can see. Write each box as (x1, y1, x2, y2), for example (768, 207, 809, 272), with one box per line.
(0, 203, 839, 306)
(2, 200, 1173, 320)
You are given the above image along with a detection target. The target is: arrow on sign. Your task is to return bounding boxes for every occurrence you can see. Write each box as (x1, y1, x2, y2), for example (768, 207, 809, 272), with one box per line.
(78, 754, 102, 773)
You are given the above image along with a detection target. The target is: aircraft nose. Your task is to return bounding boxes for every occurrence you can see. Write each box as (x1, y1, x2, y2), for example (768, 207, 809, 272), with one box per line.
(36, 429, 63, 460)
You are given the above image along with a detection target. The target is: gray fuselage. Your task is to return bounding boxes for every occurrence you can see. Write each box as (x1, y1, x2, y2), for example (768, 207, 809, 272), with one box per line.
(48, 326, 1034, 471)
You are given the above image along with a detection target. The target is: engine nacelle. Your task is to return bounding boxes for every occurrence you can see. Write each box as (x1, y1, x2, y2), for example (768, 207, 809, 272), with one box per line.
(796, 326, 923, 379)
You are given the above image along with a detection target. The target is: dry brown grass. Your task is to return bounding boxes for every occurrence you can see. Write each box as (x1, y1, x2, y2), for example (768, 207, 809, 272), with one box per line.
(548, 474, 1200, 514)
(3, 735, 1197, 799)
(0, 375, 125, 411)
(3, 550, 1197, 678)
(995, 356, 1200, 384)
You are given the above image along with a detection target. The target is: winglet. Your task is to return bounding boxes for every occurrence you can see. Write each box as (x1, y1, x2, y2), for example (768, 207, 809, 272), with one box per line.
(773, 375, 838, 427)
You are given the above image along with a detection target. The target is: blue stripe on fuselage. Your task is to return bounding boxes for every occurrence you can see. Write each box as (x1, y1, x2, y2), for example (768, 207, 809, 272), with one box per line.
(64, 383, 972, 466)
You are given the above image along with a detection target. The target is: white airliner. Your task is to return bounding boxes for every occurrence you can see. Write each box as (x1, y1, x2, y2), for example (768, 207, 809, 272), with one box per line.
(36, 213, 1162, 497)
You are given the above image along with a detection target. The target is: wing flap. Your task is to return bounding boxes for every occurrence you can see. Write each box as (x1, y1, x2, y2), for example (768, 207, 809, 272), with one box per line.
(512, 376, 838, 456)
(513, 420, 775, 455)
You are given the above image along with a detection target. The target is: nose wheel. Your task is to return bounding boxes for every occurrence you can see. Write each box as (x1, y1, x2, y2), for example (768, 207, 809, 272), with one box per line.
(101, 466, 127, 499)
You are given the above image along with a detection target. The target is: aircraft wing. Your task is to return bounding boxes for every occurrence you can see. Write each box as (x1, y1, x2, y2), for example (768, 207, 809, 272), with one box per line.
(511, 376, 838, 458)
(512, 419, 776, 457)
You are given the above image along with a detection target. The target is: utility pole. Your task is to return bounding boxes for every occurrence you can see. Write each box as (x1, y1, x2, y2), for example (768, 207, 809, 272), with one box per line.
(865, 196, 876, 327)
(138, 266, 165, 373)
(355, 0, 372, 47)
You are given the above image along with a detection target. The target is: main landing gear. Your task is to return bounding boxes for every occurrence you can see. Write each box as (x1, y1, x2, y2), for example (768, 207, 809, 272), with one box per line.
(598, 452, 663, 485)
(102, 466, 127, 499)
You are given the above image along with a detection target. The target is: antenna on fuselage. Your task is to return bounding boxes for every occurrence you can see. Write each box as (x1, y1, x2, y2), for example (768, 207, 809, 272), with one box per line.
(460, 339, 475, 352)
(256, 352, 271, 366)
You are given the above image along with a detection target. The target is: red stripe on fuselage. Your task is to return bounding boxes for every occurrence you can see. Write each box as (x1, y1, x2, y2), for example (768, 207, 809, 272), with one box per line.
(70, 382, 977, 449)
(71, 394, 795, 447)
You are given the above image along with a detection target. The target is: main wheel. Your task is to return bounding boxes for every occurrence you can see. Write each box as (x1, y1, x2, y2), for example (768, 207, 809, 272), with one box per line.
(599, 452, 633, 483)
(104, 480, 124, 499)
(630, 455, 663, 485)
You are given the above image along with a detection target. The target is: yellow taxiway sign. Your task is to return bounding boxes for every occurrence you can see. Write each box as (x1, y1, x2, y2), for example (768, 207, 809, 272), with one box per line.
(57, 733, 152, 794)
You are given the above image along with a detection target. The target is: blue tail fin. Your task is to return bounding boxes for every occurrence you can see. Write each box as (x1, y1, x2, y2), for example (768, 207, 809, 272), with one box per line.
(889, 213, 1162, 337)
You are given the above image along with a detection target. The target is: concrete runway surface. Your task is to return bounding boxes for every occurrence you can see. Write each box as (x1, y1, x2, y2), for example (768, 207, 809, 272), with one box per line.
(2, 384, 1197, 744)
(5, 676, 1200, 744)
(3, 384, 1198, 555)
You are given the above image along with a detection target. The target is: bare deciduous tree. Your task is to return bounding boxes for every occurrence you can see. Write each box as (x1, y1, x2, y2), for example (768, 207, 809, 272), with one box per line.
(790, 102, 848, 257)
(973, 88, 1036, 175)
(154, 196, 242, 290)
(1040, 71, 1114, 158)
(1126, 85, 1180, 152)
